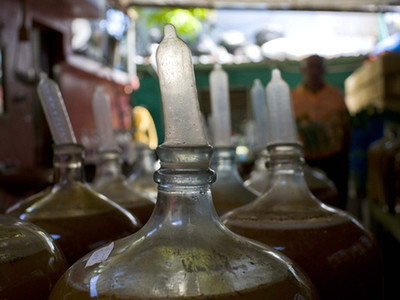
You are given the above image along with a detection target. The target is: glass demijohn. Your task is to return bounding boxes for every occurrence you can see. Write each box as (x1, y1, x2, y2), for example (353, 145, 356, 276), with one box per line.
(15, 75, 141, 266)
(0, 215, 67, 300)
(222, 70, 383, 300)
(18, 144, 141, 265)
(48, 24, 319, 300)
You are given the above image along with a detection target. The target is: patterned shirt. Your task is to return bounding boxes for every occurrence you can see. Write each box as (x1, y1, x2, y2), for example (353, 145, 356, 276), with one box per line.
(291, 84, 350, 160)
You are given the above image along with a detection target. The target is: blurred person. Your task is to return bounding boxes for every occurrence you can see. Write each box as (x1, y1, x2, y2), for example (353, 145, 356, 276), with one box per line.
(291, 55, 351, 209)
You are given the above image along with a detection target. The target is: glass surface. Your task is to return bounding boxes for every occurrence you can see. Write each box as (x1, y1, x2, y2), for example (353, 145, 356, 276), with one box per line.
(211, 147, 257, 215)
(93, 149, 155, 224)
(223, 143, 383, 300)
(49, 145, 318, 300)
(367, 123, 400, 213)
(17, 144, 141, 265)
(245, 149, 340, 207)
(0, 215, 67, 300)
(6, 185, 52, 215)
(127, 145, 158, 201)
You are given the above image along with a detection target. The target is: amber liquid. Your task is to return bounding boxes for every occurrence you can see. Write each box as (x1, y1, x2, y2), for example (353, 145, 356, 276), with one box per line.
(94, 178, 155, 225)
(212, 187, 256, 216)
(0, 249, 65, 300)
(124, 202, 155, 225)
(27, 210, 140, 266)
(50, 271, 313, 300)
(226, 216, 383, 300)
(309, 186, 339, 207)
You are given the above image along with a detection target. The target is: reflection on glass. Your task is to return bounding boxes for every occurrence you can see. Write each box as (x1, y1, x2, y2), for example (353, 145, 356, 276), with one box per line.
(0, 215, 67, 300)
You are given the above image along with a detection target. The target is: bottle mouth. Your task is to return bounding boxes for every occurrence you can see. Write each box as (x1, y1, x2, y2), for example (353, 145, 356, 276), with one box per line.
(211, 146, 236, 162)
(154, 144, 216, 186)
(53, 143, 85, 169)
(266, 142, 305, 167)
(98, 149, 121, 160)
(267, 142, 303, 154)
(157, 144, 213, 169)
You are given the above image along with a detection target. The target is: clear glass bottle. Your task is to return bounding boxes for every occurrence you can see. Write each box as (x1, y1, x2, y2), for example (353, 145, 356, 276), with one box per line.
(49, 145, 318, 300)
(367, 122, 400, 213)
(17, 143, 141, 265)
(223, 143, 383, 300)
(92, 149, 155, 224)
(245, 149, 340, 207)
(211, 147, 258, 215)
(127, 144, 158, 201)
(0, 215, 67, 300)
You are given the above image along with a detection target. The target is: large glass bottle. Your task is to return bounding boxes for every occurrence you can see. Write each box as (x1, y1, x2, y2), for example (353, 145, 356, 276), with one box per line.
(223, 143, 383, 300)
(0, 215, 67, 300)
(48, 24, 319, 300)
(367, 122, 400, 213)
(211, 147, 257, 215)
(17, 143, 141, 265)
(127, 144, 158, 201)
(223, 70, 383, 300)
(93, 149, 155, 224)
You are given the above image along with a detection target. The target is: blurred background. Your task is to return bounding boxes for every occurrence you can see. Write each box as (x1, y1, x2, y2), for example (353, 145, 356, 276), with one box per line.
(1, 1, 400, 296)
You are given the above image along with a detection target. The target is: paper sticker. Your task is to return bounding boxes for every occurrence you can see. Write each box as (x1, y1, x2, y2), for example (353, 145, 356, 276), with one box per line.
(85, 242, 114, 267)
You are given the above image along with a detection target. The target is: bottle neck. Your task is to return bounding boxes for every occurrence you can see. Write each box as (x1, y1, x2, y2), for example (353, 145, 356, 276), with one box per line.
(151, 145, 219, 226)
(94, 150, 123, 183)
(266, 143, 316, 203)
(211, 147, 239, 175)
(256, 148, 270, 171)
(53, 144, 85, 185)
(140, 148, 157, 172)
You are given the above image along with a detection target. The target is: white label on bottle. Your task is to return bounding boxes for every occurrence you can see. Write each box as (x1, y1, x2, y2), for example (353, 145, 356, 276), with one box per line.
(85, 242, 114, 268)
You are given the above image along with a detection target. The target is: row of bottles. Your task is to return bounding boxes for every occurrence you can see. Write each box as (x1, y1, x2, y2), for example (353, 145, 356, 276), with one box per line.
(7, 74, 141, 269)
(244, 78, 340, 207)
(367, 122, 400, 214)
(1, 78, 158, 299)
(1, 24, 383, 299)
(48, 24, 318, 299)
(209, 66, 382, 299)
